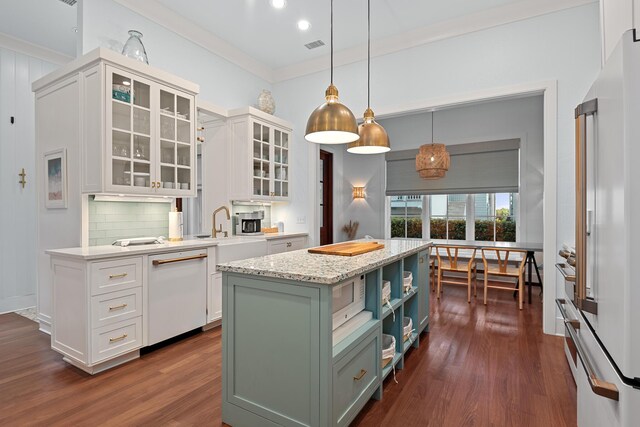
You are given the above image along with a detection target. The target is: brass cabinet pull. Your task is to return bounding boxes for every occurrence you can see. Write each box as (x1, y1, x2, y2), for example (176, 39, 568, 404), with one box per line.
(108, 303, 128, 311)
(151, 181, 156, 188)
(152, 253, 207, 266)
(109, 272, 128, 279)
(419, 257, 425, 264)
(109, 333, 128, 343)
(353, 369, 367, 381)
(18, 168, 26, 188)
(564, 319, 618, 401)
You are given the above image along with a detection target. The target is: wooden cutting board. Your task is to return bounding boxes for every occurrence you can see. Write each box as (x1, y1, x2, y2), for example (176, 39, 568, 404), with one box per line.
(308, 241, 385, 256)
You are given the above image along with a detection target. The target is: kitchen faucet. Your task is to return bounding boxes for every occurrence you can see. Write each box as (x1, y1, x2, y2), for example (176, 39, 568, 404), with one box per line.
(212, 206, 231, 238)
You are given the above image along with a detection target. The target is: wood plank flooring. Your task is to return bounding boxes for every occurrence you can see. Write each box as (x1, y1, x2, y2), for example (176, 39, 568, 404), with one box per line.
(0, 284, 575, 426)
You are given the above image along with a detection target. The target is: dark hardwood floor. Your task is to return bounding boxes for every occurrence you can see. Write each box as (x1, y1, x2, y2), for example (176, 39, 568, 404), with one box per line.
(0, 284, 575, 426)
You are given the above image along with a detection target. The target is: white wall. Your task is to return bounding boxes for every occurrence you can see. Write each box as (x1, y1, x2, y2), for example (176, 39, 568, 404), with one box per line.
(366, 95, 544, 242)
(0, 47, 57, 313)
(271, 3, 601, 254)
(80, 0, 272, 109)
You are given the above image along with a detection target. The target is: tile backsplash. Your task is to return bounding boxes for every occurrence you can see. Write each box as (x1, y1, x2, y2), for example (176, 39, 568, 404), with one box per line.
(88, 198, 171, 246)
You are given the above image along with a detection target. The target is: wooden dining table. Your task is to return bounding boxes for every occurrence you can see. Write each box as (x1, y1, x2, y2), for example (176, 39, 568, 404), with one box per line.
(431, 240, 544, 304)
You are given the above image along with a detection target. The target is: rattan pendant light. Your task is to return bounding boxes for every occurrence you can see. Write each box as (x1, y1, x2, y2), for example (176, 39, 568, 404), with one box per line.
(347, 0, 390, 154)
(416, 112, 450, 179)
(305, 0, 359, 144)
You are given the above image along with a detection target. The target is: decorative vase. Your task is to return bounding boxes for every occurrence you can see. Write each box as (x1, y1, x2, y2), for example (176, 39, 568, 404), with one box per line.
(122, 30, 149, 64)
(257, 89, 276, 114)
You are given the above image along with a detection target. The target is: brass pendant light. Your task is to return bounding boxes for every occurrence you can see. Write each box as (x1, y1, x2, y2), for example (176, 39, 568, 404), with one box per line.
(347, 0, 390, 154)
(305, 0, 359, 144)
(416, 112, 450, 179)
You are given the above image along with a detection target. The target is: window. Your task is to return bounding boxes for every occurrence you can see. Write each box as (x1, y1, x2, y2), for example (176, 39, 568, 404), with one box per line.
(474, 193, 516, 242)
(429, 194, 467, 240)
(389, 193, 517, 241)
(390, 196, 423, 238)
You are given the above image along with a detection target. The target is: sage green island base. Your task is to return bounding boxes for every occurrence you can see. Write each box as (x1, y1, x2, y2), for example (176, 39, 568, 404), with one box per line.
(218, 239, 431, 427)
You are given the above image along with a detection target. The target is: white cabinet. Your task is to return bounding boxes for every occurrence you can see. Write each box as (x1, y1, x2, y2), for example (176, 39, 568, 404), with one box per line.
(600, 0, 637, 63)
(208, 272, 223, 323)
(50, 255, 144, 374)
(106, 66, 196, 196)
(33, 48, 199, 198)
(228, 107, 292, 202)
(267, 236, 308, 255)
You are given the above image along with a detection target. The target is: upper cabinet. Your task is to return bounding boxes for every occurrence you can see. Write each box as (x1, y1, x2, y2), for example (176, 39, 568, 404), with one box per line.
(228, 107, 293, 202)
(33, 48, 199, 198)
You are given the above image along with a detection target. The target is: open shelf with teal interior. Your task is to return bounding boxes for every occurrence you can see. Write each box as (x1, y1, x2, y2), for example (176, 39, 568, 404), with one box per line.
(222, 245, 431, 427)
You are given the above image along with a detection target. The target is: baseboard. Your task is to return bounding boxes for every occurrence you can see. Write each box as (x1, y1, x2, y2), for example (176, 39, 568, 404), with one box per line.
(0, 295, 36, 314)
(38, 317, 52, 335)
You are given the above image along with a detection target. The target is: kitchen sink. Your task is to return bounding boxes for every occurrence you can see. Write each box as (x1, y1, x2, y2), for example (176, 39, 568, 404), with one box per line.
(197, 236, 268, 263)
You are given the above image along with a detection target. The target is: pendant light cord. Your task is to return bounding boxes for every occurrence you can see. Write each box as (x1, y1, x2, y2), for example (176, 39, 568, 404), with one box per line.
(432, 112, 435, 146)
(330, 0, 334, 85)
(367, 0, 371, 109)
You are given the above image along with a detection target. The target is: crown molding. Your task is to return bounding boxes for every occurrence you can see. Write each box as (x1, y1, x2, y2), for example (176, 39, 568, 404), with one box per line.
(0, 32, 74, 65)
(112, 0, 274, 82)
(113, 0, 595, 85)
(273, 0, 597, 82)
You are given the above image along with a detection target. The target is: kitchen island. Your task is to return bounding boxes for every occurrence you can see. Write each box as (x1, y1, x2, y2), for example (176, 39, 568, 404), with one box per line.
(218, 239, 431, 427)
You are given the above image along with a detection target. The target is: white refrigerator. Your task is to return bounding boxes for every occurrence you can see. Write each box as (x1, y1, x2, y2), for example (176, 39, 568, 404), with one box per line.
(568, 29, 640, 426)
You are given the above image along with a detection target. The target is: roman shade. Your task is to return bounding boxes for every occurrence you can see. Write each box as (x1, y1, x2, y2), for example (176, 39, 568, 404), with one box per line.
(385, 139, 520, 196)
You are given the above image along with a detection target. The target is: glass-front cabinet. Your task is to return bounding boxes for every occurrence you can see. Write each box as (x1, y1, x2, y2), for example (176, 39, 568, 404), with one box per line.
(251, 120, 290, 199)
(105, 65, 195, 196)
(230, 108, 292, 202)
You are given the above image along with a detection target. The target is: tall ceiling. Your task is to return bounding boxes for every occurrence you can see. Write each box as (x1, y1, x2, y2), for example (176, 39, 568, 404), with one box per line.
(0, 0, 595, 80)
(155, 0, 523, 69)
(0, 0, 77, 57)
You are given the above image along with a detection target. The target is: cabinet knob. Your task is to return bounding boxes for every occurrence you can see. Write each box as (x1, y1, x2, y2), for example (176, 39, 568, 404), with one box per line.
(286, 242, 292, 247)
(151, 182, 156, 188)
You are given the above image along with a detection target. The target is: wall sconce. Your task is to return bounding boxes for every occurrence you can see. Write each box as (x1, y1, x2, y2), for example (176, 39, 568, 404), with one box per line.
(352, 186, 365, 199)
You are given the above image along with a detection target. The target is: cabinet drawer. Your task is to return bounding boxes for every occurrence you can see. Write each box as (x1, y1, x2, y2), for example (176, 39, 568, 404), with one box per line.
(91, 317, 142, 364)
(287, 237, 307, 251)
(333, 329, 380, 427)
(90, 257, 142, 295)
(91, 288, 142, 329)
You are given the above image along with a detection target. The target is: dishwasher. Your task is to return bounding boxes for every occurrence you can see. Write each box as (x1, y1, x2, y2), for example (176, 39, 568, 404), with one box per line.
(148, 249, 208, 345)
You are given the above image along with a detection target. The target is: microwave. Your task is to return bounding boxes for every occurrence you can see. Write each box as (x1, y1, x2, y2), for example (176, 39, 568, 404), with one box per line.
(332, 275, 366, 330)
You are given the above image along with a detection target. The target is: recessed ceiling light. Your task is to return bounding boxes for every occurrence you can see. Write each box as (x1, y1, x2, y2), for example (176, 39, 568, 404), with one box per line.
(270, 0, 286, 9)
(297, 20, 311, 31)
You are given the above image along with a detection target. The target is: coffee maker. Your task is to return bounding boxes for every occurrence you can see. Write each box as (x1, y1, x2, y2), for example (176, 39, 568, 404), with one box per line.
(235, 211, 264, 235)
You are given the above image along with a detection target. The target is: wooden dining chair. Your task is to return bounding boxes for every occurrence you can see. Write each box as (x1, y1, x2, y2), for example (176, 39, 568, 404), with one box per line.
(481, 248, 527, 309)
(435, 245, 478, 303)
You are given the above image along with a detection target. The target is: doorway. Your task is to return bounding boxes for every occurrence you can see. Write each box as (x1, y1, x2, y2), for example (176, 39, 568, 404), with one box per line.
(319, 150, 333, 245)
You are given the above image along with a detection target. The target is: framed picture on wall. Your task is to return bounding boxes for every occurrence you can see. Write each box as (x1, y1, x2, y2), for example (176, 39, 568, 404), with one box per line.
(44, 148, 67, 209)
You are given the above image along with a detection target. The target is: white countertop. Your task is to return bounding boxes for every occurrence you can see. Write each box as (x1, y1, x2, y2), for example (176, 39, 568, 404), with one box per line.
(239, 232, 309, 241)
(217, 239, 432, 285)
(46, 239, 219, 261)
(45, 232, 308, 261)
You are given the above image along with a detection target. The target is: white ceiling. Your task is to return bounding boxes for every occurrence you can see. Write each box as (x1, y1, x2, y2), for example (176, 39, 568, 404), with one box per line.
(0, 0, 77, 57)
(155, 0, 523, 69)
(0, 0, 595, 81)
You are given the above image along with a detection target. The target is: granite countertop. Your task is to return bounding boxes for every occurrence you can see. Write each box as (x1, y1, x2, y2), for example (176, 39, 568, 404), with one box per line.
(46, 239, 219, 261)
(217, 239, 432, 284)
